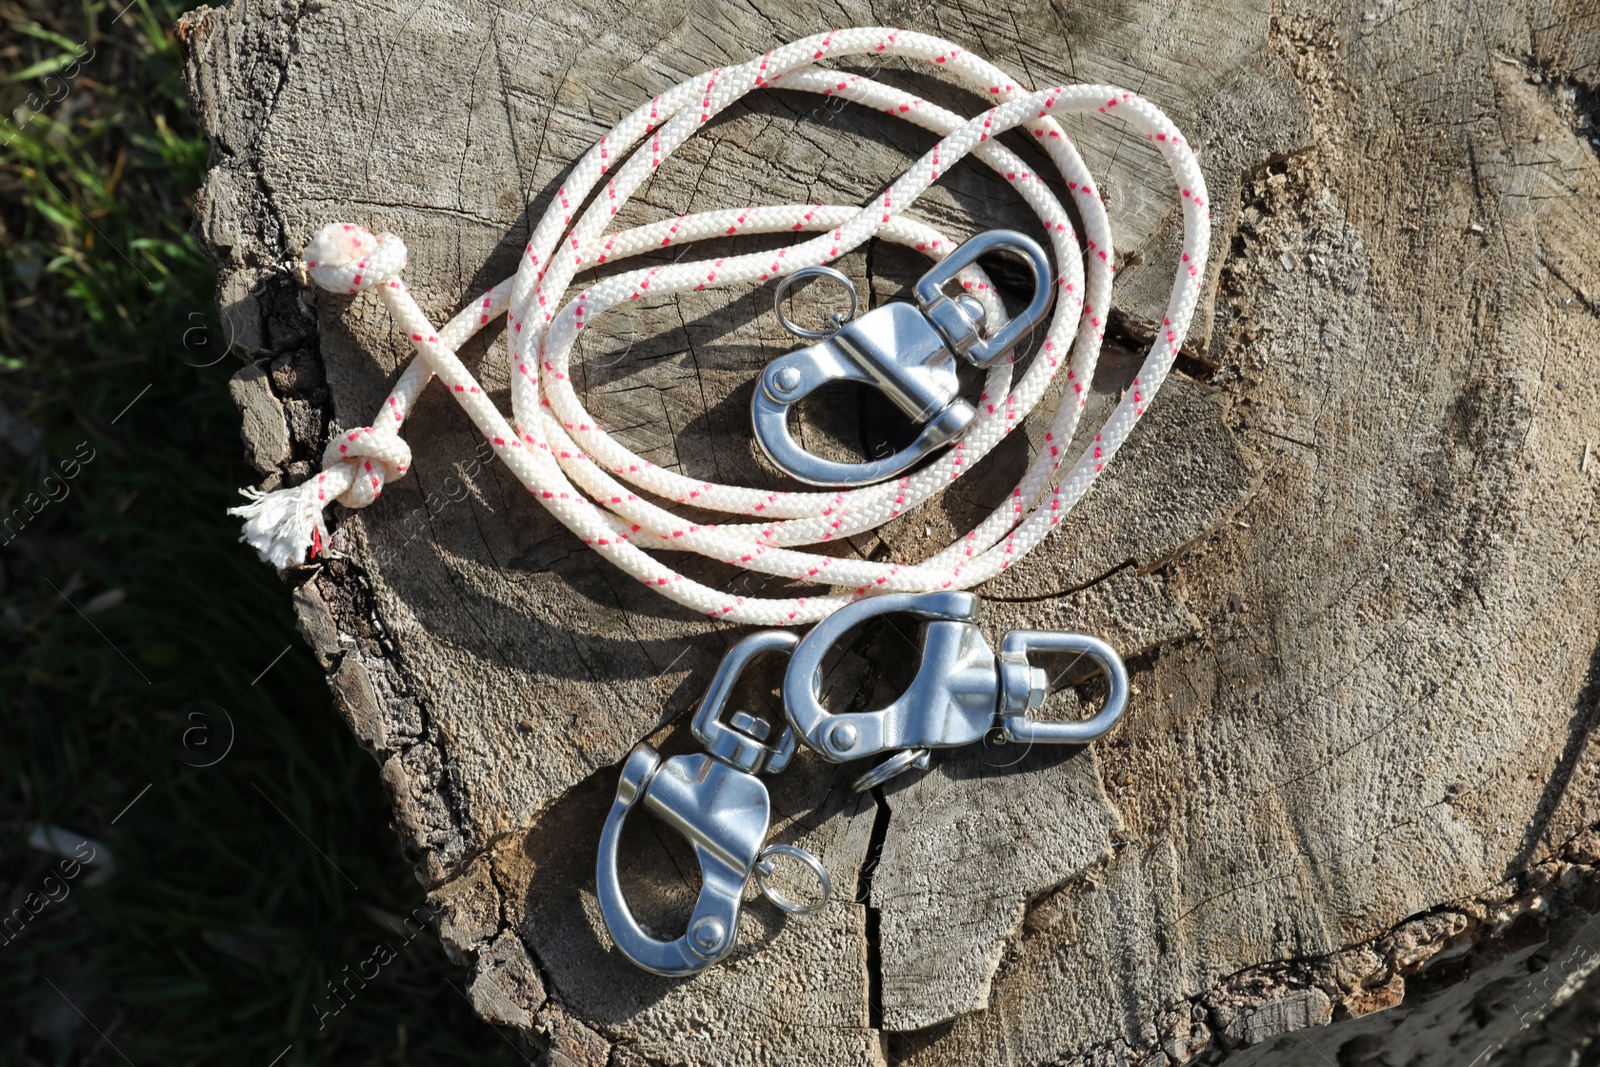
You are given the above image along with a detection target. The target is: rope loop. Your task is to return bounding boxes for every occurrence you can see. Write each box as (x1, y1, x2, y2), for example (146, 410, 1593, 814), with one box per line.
(231, 28, 1212, 627)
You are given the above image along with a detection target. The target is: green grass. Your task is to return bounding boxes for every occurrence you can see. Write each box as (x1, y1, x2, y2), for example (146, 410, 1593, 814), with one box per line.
(0, 3, 525, 1063)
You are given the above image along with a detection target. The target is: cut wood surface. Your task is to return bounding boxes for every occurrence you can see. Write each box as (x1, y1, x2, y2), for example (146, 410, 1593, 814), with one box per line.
(179, 0, 1600, 1063)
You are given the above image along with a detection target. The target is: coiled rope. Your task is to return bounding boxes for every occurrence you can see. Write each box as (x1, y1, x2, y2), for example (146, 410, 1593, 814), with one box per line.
(231, 27, 1211, 626)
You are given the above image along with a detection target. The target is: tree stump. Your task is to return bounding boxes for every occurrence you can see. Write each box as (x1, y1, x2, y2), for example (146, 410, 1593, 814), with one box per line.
(178, 1, 1600, 1063)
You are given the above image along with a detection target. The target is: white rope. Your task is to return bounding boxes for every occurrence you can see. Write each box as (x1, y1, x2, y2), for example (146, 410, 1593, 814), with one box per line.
(231, 28, 1211, 626)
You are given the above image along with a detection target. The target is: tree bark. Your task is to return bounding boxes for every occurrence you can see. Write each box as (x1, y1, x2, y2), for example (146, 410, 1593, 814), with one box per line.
(178, 0, 1600, 1063)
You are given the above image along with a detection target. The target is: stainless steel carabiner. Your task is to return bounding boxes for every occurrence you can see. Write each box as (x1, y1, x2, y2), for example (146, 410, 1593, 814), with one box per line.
(752, 230, 1053, 487)
(596, 631, 831, 976)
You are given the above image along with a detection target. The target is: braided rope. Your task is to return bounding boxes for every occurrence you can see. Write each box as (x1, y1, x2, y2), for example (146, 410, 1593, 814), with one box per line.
(232, 28, 1211, 626)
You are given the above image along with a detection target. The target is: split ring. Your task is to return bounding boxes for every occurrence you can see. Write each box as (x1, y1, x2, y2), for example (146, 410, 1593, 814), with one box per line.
(772, 265, 858, 339)
(754, 843, 831, 915)
(851, 747, 932, 793)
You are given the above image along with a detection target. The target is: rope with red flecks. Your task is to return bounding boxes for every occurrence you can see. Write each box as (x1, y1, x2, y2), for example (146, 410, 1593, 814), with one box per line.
(232, 27, 1211, 626)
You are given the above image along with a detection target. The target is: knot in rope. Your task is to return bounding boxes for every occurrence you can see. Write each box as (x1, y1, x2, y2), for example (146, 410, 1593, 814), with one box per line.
(304, 223, 408, 294)
(321, 425, 412, 508)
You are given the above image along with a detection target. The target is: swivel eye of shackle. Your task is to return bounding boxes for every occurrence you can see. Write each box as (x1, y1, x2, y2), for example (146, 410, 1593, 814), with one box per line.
(595, 631, 832, 977)
(751, 230, 1054, 487)
(781, 592, 1130, 791)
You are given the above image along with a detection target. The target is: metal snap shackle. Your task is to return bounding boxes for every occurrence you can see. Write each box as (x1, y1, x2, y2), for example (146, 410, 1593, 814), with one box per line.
(752, 230, 1054, 488)
(781, 591, 1129, 791)
(596, 631, 832, 977)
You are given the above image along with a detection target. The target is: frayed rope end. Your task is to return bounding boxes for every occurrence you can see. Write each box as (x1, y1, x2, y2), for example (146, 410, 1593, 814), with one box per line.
(228, 482, 330, 568)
